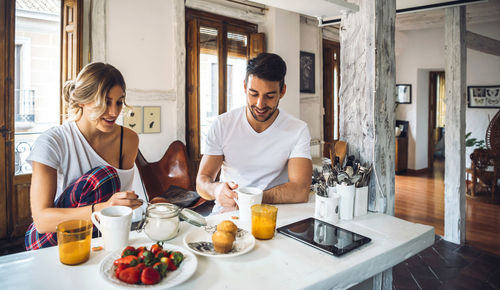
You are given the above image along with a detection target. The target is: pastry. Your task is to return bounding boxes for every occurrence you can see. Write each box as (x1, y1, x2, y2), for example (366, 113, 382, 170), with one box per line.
(216, 220, 238, 237)
(212, 231, 235, 253)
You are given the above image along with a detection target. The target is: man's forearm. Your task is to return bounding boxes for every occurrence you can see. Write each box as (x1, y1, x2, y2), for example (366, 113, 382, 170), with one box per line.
(196, 175, 219, 201)
(262, 182, 310, 204)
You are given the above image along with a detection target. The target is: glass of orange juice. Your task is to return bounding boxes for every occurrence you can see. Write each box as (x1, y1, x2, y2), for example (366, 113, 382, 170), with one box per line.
(251, 204, 278, 240)
(57, 219, 93, 265)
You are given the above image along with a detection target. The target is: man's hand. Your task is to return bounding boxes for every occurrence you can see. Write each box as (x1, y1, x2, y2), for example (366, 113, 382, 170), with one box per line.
(214, 181, 238, 208)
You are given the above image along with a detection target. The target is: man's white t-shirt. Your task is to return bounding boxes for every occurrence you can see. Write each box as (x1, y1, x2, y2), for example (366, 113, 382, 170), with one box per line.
(27, 121, 134, 201)
(203, 106, 311, 211)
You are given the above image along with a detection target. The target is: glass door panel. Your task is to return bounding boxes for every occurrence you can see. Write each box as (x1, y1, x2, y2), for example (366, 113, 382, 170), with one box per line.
(199, 26, 219, 154)
(226, 31, 247, 112)
(15, 0, 61, 175)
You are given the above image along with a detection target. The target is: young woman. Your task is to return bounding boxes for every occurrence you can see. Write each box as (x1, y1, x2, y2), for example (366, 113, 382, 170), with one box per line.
(25, 62, 142, 250)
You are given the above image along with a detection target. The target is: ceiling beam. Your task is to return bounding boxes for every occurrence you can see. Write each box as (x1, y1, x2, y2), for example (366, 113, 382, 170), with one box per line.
(466, 30, 500, 57)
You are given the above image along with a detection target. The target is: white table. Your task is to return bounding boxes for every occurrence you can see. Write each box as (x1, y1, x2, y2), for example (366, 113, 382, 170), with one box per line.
(0, 196, 434, 290)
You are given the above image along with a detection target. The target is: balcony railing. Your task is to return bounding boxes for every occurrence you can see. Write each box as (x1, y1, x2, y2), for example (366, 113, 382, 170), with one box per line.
(14, 132, 41, 175)
(15, 89, 35, 129)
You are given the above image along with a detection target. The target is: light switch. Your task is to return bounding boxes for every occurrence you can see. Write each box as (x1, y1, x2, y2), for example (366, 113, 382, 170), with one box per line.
(143, 106, 161, 133)
(123, 106, 142, 134)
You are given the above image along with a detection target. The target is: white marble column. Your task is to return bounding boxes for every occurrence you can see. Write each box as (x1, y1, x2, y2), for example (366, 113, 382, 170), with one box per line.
(339, 0, 396, 215)
(444, 6, 466, 244)
(340, 1, 396, 289)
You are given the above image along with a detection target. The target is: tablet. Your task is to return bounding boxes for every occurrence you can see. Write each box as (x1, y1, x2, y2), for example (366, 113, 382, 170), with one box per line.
(276, 217, 371, 256)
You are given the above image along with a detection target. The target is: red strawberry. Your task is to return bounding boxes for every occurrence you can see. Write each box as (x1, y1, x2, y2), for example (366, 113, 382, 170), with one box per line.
(121, 246, 137, 258)
(136, 263, 146, 273)
(166, 258, 177, 271)
(113, 255, 138, 266)
(150, 243, 163, 256)
(115, 263, 128, 277)
(118, 266, 141, 284)
(141, 267, 161, 285)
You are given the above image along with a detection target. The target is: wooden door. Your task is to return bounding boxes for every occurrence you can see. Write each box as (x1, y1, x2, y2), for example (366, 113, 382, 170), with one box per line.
(0, 0, 82, 248)
(0, 0, 15, 240)
(61, 0, 83, 122)
(323, 40, 340, 157)
(428, 72, 438, 168)
(428, 71, 445, 169)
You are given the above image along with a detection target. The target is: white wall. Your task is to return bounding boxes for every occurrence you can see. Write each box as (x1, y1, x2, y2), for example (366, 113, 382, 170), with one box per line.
(106, 0, 179, 162)
(102, 1, 320, 162)
(262, 7, 301, 118)
(395, 21, 500, 170)
(465, 23, 500, 166)
(299, 18, 322, 141)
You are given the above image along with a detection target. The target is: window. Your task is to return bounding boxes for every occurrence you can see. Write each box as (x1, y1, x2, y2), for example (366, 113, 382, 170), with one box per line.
(186, 9, 263, 179)
(14, 0, 62, 175)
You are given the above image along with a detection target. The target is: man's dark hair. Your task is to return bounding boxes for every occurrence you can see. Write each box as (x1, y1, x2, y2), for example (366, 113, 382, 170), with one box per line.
(245, 53, 287, 91)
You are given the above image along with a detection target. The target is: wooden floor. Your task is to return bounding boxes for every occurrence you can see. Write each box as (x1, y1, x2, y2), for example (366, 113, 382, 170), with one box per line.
(395, 160, 500, 256)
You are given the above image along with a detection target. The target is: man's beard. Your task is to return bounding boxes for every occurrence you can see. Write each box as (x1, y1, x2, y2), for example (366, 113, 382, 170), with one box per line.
(247, 100, 279, 123)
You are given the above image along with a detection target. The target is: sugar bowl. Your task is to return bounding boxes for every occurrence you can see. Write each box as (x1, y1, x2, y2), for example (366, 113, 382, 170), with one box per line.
(140, 203, 207, 241)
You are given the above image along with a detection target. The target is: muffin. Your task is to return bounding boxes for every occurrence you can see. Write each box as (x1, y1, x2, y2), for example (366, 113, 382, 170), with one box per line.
(216, 220, 238, 237)
(212, 231, 235, 253)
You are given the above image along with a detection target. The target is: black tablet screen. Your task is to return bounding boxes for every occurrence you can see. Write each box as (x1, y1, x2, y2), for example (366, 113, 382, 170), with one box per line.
(276, 217, 371, 256)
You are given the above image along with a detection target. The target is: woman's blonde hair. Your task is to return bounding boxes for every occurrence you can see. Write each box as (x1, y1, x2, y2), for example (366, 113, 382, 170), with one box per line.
(62, 62, 126, 121)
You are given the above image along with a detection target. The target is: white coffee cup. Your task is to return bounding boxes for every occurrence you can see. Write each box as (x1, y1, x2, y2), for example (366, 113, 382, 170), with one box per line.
(91, 205, 132, 251)
(233, 187, 263, 225)
(315, 193, 340, 224)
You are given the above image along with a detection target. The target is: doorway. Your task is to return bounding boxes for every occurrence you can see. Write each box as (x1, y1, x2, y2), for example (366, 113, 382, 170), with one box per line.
(322, 39, 340, 156)
(428, 71, 446, 170)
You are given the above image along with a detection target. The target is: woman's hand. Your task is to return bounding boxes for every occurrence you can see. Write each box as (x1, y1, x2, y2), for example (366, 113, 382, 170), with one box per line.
(101, 190, 143, 210)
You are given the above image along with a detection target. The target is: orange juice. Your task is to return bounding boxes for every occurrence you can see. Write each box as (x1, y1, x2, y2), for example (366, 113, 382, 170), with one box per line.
(57, 220, 93, 265)
(58, 237, 91, 265)
(251, 204, 278, 240)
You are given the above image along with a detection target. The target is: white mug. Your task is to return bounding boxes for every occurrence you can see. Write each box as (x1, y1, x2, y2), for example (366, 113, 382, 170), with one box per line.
(233, 187, 263, 225)
(314, 193, 340, 224)
(91, 205, 132, 251)
(354, 186, 368, 217)
(338, 184, 356, 220)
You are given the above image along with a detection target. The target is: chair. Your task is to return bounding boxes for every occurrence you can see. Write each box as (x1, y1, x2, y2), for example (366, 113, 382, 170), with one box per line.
(135, 140, 206, 209)
(469, 110, 500, 200)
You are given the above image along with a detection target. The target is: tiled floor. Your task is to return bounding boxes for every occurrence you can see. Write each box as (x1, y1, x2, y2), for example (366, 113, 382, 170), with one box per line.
(393, 235, 500, 290)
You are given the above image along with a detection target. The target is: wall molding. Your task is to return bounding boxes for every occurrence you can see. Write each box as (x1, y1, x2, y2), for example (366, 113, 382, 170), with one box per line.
(126, 89, 176, 102)
(300, 96, 321, 103)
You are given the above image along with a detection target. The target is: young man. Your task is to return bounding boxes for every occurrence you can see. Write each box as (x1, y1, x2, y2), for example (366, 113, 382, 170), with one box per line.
(196, 53, 312, 213)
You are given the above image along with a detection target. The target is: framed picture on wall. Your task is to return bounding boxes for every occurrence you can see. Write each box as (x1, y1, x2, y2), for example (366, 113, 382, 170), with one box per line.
(396, 84, 412, 104)
(300, 51, 315, 93)
(143, 106, 161, 133)
(467, 86, 500, 108)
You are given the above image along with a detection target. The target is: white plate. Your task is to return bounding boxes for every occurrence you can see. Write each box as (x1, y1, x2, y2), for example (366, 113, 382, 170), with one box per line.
(183, 227, 255, 258)
(99, 244, 197, 289)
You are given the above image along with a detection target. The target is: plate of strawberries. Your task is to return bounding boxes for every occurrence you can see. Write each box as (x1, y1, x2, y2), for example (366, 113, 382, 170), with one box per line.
(99, 242, 197, 288)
